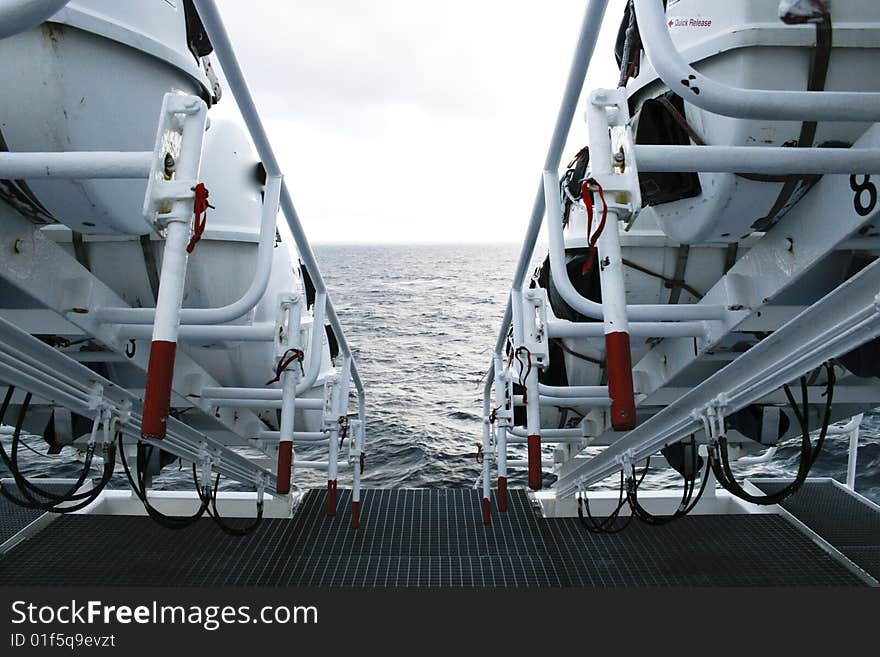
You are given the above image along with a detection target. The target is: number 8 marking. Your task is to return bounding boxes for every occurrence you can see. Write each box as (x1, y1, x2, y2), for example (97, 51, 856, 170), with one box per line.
(850, 174, 878, 217)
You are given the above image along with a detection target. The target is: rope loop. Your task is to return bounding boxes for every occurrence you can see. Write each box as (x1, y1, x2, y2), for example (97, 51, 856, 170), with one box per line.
(265, 348, 305, 385)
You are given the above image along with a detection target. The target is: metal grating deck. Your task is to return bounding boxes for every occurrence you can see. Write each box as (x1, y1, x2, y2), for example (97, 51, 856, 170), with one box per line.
(0, 482, 76, 549)
(0, 488, 866, 587)
(754, 479, 880, 582)
(0, 495, 44, 547)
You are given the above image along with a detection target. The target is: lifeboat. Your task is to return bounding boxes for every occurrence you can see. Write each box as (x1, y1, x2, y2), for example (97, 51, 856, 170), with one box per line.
(624, 0, 880, 244)
(0, 0, 212, 235)
(0, 1, 333, 434)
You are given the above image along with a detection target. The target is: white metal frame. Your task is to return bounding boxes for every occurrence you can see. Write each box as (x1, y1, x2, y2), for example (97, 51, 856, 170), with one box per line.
(0, 1, 366, 524)
(482, 0, 880, 519)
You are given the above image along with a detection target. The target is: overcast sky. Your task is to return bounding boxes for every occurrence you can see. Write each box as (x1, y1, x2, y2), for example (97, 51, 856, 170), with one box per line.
(211, 0, 627, 243)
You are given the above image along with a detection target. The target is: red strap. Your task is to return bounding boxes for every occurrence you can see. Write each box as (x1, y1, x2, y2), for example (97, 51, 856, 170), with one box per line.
(186, 183, 210, 254)
(581, 178, 608, 248)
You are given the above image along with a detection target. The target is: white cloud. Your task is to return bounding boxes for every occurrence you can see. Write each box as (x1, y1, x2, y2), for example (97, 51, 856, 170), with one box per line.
(212, 0, 628, 242)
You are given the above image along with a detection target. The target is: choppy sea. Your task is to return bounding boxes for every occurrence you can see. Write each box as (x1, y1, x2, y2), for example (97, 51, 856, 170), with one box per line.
(3, 244, 879, 503)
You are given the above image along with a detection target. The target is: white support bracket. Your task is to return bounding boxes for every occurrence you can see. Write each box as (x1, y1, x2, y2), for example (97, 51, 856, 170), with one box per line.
(143, 93, 208, 231)
(586, 88, 642, 217)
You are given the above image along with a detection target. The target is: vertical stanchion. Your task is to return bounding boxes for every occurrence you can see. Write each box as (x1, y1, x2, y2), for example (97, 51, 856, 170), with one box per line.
(519, 292, 543, 490)
(141, 97, 208, 441)
(587, 90, 636, 431)
(494, 354, 509, 512)
(326, 357, 351, 517)
(846, 413, 864, 490)
(351, 419, 363, 528)
(275, 295, 303, 494)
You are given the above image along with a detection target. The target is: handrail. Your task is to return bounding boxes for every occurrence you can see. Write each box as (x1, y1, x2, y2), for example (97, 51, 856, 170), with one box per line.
(546, 317, 706, 338)
(538, 383, 608, 398)
(95, 175, 282, 326)
(194, 0, 365, 413)
(492, 0, 611, 356)
(543, 170, 727, 322)
(634, 0, 880, 122)
(635, 145, 880, 175)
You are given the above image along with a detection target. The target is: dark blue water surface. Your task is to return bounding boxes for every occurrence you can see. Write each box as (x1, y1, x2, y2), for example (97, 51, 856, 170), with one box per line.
(3, 244, 879, 503)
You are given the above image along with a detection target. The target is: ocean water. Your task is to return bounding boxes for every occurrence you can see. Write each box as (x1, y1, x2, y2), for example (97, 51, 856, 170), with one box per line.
(3, 244, 880, 503)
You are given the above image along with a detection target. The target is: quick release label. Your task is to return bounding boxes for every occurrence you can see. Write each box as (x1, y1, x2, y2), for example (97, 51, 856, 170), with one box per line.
(668, 17, 713, 28)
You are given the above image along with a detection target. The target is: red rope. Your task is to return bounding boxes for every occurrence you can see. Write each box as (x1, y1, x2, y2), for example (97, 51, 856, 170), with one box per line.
(581, 178, 608, 248)
(186, 183, 212, 254)
(265, 348, 304, 385)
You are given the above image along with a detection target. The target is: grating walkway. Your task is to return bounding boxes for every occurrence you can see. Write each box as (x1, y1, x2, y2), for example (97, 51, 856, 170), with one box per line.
(754, 479, 880, 582)
(0, 495, 45, 547)
(0, 482, 77, 549)
(0, 488, 866, 587)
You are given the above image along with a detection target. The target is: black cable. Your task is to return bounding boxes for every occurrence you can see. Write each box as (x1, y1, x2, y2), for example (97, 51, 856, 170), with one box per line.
(710, 363, 835, 506)
(117, 433, 209, 530)
(577, 438, 714, 533)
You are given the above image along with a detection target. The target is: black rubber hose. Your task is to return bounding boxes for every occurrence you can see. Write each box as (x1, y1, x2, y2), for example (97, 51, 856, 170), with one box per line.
(628, 440, 703, 525)
(206, 473, 263, 537)
(578, 470, 633, 533)
(7, 393, 98, 503)
(577, 462, 649, 534)
(711, 364, 834, 505)
(0, 390, 114, 513)
(117, 434, 208, 529)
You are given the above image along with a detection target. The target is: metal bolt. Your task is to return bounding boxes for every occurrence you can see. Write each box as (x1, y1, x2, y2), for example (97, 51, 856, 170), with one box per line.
(163, 153, 176, 179)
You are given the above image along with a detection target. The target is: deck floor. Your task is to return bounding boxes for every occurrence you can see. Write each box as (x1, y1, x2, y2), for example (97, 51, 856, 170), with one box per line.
(0, 488, 865, 587)
(755, 479, 880, 582)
